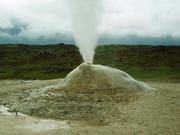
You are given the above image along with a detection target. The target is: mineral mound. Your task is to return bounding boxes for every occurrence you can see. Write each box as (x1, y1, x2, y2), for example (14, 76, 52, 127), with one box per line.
(61, 63, 153, 92)
(13, 63, 154, 123)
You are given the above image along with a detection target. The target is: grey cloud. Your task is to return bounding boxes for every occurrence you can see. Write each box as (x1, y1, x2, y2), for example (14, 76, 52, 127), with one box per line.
(0, 0, 180, 45)
(98, 35, 180, 45)
(0, 32, 74, 45)
(0, 33, 179, 45)
(0, 18, 27, 36)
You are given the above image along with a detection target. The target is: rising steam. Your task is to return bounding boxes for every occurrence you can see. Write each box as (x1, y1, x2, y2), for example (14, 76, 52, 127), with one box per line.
(69, 0, 102, 64)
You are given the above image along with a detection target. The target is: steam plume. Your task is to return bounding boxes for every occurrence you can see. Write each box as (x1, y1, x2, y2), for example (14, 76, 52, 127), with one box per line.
(69, 0, 102, 64)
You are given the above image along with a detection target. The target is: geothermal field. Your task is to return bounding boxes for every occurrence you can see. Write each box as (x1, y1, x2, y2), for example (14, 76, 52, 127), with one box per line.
(0, 44, 180, 135)
(0, 0, 180, 135)
(0, 58, 179, 134)
(0, 45, 180, 135)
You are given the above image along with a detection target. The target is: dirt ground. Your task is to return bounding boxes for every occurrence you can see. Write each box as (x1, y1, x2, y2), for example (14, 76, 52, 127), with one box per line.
(0, 80, 179, 135)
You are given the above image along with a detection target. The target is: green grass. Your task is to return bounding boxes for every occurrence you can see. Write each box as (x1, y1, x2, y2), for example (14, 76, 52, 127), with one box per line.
(0, 44, 179, 81)
(121, 65, 180, 81)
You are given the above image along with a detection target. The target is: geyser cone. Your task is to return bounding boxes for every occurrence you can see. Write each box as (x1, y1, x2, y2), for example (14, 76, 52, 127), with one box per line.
(62, 63, 153, 91)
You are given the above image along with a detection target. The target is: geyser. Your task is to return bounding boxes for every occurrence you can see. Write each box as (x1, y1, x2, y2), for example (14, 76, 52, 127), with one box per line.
(62, 63, 153, 92)
(66, 1, 153, 93)
(70, 0, 102, 64)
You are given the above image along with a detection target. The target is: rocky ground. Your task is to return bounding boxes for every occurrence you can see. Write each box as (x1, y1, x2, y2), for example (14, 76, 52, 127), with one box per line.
(0, 79, 179, 135)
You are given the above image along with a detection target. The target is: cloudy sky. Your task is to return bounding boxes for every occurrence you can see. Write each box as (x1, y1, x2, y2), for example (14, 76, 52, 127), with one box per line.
(0, 0, 180, 45)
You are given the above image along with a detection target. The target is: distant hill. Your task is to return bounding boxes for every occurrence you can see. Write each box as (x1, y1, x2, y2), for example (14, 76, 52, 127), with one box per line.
(0, 44, 179, 81)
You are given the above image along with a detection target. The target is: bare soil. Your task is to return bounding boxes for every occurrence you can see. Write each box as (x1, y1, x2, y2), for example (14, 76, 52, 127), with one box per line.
(0, 80, 179, 135)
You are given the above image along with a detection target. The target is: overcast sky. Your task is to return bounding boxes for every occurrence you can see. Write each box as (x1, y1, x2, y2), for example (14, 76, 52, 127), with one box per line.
(0, 0, 180, 45)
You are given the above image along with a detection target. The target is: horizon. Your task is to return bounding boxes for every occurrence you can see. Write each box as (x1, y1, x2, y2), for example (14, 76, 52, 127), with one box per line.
(0, 36, 180, 46)
(0, 43, 179, 46)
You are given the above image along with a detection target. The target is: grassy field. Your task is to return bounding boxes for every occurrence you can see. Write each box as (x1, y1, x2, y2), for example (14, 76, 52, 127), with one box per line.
(0, 44, 179, 81)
